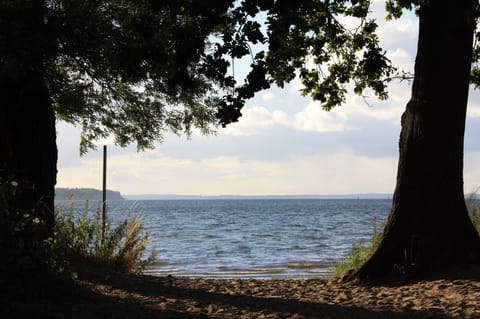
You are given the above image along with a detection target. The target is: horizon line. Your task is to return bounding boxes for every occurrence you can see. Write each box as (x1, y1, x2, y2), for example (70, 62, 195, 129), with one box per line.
(123, 193, 394, 199)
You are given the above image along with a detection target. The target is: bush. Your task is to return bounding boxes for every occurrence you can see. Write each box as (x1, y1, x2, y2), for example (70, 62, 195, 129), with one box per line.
(0, 180, 71, 294)
(55, 202, 155, 273)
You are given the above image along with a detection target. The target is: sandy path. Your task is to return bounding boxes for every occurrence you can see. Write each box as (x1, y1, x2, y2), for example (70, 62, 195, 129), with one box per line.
(3, 271, 480, 318)
(72, 272, 480, 319)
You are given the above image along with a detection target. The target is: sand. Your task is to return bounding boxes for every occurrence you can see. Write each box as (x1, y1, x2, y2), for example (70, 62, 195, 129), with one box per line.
(5, 270, 479, 319)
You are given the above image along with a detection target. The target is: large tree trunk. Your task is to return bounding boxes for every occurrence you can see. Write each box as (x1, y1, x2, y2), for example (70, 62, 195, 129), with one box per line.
(350, 0, 480, 280)
(0, 0, 57, 239)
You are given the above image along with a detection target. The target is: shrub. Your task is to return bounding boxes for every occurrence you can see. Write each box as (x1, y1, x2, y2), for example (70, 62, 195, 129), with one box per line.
(0, 180, 71, 294)
(55, 202, 155, 273)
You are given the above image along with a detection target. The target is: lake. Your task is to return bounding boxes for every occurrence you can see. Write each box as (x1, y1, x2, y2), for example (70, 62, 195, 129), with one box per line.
(56, 198, 392, 279)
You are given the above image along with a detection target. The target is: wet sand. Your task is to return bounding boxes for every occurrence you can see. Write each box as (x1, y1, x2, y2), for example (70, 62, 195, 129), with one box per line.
(5, 271, 480, 319)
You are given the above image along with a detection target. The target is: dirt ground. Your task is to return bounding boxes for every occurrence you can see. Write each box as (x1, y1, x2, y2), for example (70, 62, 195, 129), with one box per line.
(3, 271, 480, 319)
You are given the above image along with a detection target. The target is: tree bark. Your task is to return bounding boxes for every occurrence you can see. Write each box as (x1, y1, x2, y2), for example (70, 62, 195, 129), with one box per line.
(349, 0, 480, 280)
(0, 0, 57, 239)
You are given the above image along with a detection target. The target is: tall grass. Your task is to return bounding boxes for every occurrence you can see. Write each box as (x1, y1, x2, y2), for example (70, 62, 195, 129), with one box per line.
(466, 190, 480, 232)
(55, 202, 155, 273)
(331, 216, 382, 278)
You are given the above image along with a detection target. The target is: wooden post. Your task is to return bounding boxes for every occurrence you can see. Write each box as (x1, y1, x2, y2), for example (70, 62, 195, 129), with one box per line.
(101, 145, 107, 243)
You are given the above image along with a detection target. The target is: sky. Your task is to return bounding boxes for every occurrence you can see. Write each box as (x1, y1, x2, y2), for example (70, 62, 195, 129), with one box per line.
(55, 1, 480, 196)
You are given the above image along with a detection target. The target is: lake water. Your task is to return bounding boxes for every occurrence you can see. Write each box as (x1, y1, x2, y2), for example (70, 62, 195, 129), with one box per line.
(56, 198, 392, 279)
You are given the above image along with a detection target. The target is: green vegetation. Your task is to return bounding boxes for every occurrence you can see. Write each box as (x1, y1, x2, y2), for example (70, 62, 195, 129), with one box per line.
(55, 202, 155, 273)
(332, 217, 383, 278)
(466, 192, 480, 233)
(1, 177, 154, 298)
(0, 180, 70, 294)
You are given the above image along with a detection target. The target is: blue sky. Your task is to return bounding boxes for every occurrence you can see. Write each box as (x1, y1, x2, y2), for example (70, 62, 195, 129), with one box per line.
(55, 1, 480, 196)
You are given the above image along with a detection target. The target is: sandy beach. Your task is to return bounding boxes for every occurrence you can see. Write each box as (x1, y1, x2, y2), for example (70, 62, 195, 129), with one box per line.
(5, 270, 480, 319)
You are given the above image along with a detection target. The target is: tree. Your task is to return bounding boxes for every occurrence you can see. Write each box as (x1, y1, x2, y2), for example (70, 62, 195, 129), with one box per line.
(0, 0, 57, 238)
(0, 0, 240, 238)
(221, 0, 480, 279)
(2, 0, 480, 280)
(352, 0, 480, 279)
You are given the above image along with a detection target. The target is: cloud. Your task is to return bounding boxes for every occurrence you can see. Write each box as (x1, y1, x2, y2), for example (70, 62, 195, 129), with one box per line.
(387, 48, 415, 73)
(261, 92, 276, 101)
(345, 81, 410, 124)
(467, 105, 480, 118)
(57, 150, 399, 195)
(293, 101, 351, 132)
(467, 101, 480, 118)
(222, 100, 358, 135)
(372, 3, 418, 49)
(466, 89, 480, 119)
(221, 106, 290, 136)
(56, 142, 480, 196)
(465, 152, 480, 192)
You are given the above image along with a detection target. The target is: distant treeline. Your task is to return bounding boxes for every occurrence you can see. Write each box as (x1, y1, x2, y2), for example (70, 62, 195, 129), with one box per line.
(55, 188, 125, 200)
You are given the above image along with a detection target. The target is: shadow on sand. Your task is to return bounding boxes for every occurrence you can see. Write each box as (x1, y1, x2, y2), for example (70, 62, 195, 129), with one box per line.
(2, 271, 455, 319)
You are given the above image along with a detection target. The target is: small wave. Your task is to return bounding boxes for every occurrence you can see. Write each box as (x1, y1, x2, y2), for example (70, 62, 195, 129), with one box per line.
(286, 262, 323, 269)
(150, 260, 169, 267)
(210, 267, 284, 276)
(204, 234, 221, 239)
(144, 268, 181, 276)
(306, 268, 332, 274)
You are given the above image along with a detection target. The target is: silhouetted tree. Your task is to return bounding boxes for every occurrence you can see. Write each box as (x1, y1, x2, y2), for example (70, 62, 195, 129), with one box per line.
(351, 0, 480, 279)
(0, 0, 239, 238)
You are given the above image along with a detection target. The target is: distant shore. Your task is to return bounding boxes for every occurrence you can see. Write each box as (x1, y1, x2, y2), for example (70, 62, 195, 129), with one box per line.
(124, 193, 394, 200)
(55, 187, 125, 201)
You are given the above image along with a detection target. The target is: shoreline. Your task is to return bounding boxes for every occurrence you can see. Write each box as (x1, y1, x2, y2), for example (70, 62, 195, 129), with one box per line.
(6, 271, 480, 318)
(143, 262, 334, 280)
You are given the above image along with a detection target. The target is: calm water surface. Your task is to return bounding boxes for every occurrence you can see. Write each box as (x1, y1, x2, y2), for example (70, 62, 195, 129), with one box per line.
(57, 199, 392, 278)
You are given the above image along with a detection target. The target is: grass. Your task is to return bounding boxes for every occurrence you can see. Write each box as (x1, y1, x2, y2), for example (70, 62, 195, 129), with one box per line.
(1, 180, 154, 299)
(466, 191, 480, 232)
(331, 216, 382, 278)
(55, 201, 155, 274)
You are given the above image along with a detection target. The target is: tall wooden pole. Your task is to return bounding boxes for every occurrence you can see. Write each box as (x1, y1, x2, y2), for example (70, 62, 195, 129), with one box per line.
(101, 145, 107, 243)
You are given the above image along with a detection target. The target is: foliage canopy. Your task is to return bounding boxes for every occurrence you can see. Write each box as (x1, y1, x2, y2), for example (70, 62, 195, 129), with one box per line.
(0, 0, 431, 155)
(7, 0, 480, 153)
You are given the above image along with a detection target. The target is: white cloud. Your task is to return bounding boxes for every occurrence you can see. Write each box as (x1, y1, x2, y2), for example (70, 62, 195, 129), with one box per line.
(289, 77, 305, 94)
(374, 4, 418, 47)
(221, 81, 410, 136)
(387, 48, 415, 73)
(293, 101, 351, 132)
(467, 105, 480, 118)
(261, 92, 276, 101)
(465, 152, 480, 192)
(222, 100, 359, 135)
(345, 81, 410, 123)
(57, 150, 399, 195)
(221, 106, 290, 136)
(56, 146, 480, 196)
